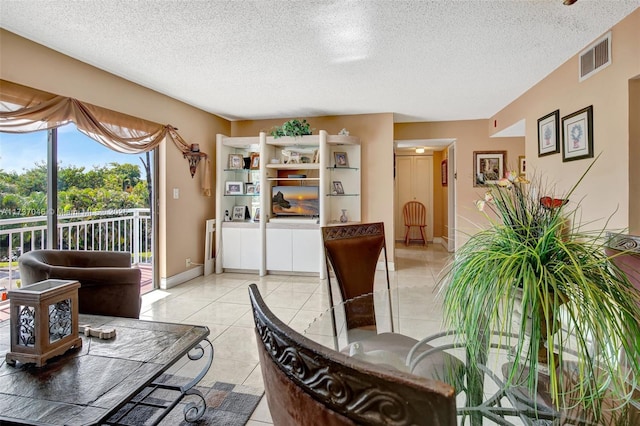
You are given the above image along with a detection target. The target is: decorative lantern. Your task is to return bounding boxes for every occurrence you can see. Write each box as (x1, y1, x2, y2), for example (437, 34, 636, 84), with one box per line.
(6, 279, 82, 367)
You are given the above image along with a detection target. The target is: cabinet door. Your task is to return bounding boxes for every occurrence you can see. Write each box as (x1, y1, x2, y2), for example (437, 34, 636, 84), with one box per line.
(266, 228, 292, 271)
(292, 229, 321, 272)
(222, 227, 243, 269)
(395, 156, 433, 241)
(241, 228, 261, 270)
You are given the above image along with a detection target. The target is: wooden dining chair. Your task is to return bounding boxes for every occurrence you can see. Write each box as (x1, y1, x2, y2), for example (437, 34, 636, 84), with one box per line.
(248, 284, 458, 426)
(403, 201, 427, 246)
(321, 222, 391, 334)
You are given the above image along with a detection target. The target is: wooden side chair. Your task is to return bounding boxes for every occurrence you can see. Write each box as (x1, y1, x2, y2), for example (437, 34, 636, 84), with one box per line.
(403, 201, 427, 246)
(248, 283, 457, 426)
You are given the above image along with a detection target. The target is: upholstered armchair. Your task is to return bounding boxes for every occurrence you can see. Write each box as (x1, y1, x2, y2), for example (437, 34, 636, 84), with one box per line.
(18, 250, 142, 318)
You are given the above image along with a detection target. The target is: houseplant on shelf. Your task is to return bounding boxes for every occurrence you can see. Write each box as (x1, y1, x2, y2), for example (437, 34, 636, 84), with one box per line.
(440, 159, 640, 422)
(270, 119, 313, 138)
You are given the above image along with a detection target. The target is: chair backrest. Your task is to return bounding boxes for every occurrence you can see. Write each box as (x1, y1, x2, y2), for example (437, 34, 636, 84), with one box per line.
(248, 284, 457, 426)
(321, 222, 390, 330)
(403, 201, 426, 226)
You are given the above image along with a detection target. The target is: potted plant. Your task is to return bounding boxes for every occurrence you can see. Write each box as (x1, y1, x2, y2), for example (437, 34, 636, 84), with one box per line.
(440, 159, 640, 422)
(270, 119, 313, 138)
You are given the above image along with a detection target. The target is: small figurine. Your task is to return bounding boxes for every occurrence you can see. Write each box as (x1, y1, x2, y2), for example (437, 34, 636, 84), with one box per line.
(79, 325, 116, 339)
(338, 128, 350, 136)
(224, 210, 230, 222)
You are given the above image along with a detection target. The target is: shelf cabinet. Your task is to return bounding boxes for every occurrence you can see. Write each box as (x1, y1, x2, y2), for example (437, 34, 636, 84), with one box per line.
(215, 131, 360, 276)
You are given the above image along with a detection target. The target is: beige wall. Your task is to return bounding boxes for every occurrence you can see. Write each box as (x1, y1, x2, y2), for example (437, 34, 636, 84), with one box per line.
(232, 114, 396, 257)
(395, 121, 525, 247)
(490, 9, 640, 233)
(0, 29, 229, 279)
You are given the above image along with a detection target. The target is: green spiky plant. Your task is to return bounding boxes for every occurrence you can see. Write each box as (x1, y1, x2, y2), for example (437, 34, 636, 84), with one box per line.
(441, 158, 640, 423)
(270, 119, 313, 138)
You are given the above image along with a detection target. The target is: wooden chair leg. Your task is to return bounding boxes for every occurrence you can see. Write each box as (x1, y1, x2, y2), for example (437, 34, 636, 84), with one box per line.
(405, 227, 410, 246)
(419, 226, 427, 245)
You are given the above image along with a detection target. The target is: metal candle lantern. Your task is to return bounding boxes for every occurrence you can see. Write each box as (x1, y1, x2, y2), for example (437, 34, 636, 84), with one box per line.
(6, 279, 82, 367)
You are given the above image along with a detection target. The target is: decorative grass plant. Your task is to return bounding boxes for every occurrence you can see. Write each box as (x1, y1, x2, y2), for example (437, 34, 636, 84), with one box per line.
(441, 159, 640, 422)
(270, 119, 313, 138)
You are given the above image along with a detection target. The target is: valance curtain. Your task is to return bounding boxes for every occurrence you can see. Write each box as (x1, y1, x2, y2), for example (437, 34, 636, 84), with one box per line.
(0, 79, 211, 196)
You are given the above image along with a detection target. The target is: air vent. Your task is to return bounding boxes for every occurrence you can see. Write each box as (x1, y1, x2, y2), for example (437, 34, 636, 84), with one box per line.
(579, 32, 611, 82)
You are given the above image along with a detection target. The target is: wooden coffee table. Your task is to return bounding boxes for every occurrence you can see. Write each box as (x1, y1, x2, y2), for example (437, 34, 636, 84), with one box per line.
(0, 314, 212, 425)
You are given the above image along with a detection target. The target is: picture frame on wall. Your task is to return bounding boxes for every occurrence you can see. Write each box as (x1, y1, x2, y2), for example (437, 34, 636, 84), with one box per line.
(519, 156, 526, 177)
(225, 181, 244, 195)
(228, 153, 244, 169)
(537, 109, 560, 157)
(441, 159, 448, 186)
(473, 151, 506, 187)
(562, 105, 594, 162)
(334, 152, 349, 167)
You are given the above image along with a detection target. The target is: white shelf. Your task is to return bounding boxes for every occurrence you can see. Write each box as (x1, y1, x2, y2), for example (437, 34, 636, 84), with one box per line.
(268, 177, 320, 182)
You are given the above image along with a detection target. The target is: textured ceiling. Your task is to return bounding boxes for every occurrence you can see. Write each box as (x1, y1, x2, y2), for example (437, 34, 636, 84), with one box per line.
(1, 0, 638, 123)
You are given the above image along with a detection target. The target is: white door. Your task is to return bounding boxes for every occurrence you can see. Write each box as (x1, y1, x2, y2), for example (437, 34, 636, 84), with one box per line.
(394, 155, 434, 242)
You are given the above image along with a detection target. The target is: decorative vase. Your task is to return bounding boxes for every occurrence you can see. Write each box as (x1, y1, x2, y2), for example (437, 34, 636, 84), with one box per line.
(340, 209, 348, 223)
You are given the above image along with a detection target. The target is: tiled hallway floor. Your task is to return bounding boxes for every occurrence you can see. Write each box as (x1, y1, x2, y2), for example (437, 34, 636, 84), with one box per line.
(140, 242, 451, 425)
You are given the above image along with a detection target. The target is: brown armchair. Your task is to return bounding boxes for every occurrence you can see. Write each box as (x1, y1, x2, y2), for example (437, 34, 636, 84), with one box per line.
(18, 249, 142, 318)
(249, 283, 457, 425)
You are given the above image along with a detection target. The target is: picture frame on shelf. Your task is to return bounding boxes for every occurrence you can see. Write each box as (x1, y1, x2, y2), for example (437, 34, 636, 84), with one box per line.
(250, 153, 260, 170)
(334, 151, 349, 168)
(246, 184, 256, 195)
(519, 156, 526, 176)
(228, 153, 244, 169)
(232, 206, 248, 221)
(312, 149, 319, 163)
(441, 159, 448, 186)
(537, 109, 560, 157)
(253, 207, 261, 222)
(225, 181, 244, 195)
(473, 151, 506, 187)
(254, 182, 260, 195)
(562, 105, 593, 162)
(332, 181, 344, 195)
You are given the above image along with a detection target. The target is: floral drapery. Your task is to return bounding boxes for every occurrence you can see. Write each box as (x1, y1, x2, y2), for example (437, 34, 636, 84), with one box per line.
(0, 79, 211, 196)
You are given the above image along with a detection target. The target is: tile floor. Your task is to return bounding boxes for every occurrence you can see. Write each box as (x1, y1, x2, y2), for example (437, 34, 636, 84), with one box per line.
(139, 242, 451, 425)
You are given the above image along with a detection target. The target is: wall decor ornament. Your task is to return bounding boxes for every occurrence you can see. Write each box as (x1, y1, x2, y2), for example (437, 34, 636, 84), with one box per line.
(537, 110, 560, 157)
(473, 151, 506, 187)
(562, 105, 593, 162)
(441, 159, 448, 186)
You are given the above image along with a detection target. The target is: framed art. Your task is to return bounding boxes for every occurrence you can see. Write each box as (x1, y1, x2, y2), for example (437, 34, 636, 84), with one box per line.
(332, 181, 344, 195)
(519, 156, 526, 176)
(250, 153, 260, 170)
(253, 207, 261, 222)
(228, 153, 243, 169)
(225, 181, 244, 195)
(232, 206, 247, 221)
(562, 105, 593, 162)
(473, 151, 506, 187)
(254, 182, 260, 195)
(245, 184, 256, 194)
(537, 110, 560, 157)
(334, 152, 349, 168)
(441, 159, 448, 186)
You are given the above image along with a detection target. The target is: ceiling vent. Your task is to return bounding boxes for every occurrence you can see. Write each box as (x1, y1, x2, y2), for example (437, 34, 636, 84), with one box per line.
(579, 32, 611, 82)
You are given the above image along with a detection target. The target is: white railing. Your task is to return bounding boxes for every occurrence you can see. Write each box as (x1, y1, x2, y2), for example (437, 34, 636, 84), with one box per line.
(0, 208, 151, 293)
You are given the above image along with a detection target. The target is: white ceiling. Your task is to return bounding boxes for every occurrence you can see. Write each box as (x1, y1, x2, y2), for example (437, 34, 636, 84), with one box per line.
(1, 1, 638, 124)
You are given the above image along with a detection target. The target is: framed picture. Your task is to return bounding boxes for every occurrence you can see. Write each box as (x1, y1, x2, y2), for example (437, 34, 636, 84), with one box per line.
(253, 207, 261, 222)
(232, 206, 247, 221)
(562, 105, 594, 162)
(245, 184, 256, 194)
(441, 159, 448, 186)
(228, 153, 243, 169)
(332, 181, 344, 195)
(225, 181, 244, 195)
(334, 151, 349, 168)
(473, 151, 506, 187)
(254, 182, 260, 195)
(519, 156, 526, 176)
(250, 153, 260, 170)
(537, 110, 560, 157)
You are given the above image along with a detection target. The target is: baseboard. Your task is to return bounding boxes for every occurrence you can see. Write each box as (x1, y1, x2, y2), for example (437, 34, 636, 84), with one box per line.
(161, 265, 203, 289)
(433, 237, 443, 244)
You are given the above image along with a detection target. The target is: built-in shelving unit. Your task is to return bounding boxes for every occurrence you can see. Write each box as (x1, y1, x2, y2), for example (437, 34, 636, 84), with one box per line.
(215, 131, 360, 276)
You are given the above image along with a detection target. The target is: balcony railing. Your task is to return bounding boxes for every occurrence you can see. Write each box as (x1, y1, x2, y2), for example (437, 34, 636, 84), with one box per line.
(0, 208, 152, 296)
